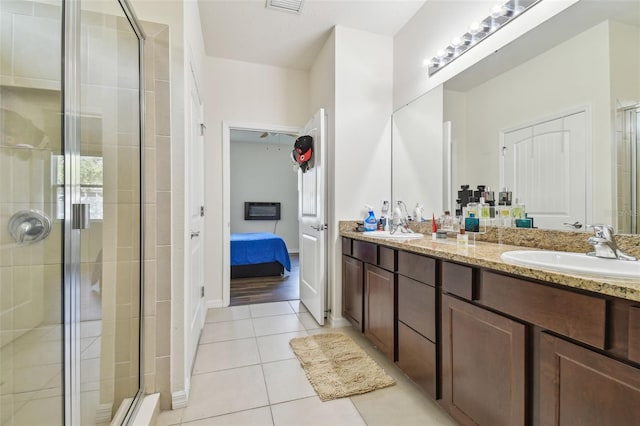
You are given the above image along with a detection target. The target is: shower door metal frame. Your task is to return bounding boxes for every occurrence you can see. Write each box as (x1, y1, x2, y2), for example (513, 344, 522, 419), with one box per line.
(62, 0, 146, 424)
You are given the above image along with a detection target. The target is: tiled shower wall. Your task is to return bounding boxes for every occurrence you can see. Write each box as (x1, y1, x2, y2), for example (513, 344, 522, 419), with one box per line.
(141, 22, 172, 410)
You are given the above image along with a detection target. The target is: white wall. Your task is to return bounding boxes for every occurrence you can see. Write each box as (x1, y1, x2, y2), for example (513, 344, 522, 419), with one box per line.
(444, 21, 612, 224)
(331, 26, 393, 323)
(229, 140, 299, 251)
(393, 0, 579, 110)
(204, 57, 309, 306)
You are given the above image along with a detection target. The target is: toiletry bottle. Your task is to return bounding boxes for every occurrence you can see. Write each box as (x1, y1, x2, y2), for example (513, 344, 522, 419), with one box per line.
(511, 199, 526, 219)
(457, 228, 468, 248)
(431, 213, 438, 240)
(442, 211, 453, 229)
(364, 206, 377, 232)
(479, 197, 490, 219)
(414, 204, 423, 222)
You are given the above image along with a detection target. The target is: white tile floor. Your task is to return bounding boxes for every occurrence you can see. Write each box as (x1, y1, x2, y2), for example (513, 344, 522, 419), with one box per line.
(156, 301, 458, 426)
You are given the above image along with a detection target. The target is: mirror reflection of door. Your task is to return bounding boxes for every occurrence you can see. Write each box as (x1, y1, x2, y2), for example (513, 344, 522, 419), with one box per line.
(501, 110, 587, 230)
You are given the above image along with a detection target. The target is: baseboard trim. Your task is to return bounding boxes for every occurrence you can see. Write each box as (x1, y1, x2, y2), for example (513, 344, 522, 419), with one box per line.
(172, 389, 189, 409)
(328, 314, 351, 328)
(206, 299, 224, 309)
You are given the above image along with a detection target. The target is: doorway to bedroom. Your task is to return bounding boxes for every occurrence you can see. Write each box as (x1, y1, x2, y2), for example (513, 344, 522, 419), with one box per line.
(228, 129, 300, 306)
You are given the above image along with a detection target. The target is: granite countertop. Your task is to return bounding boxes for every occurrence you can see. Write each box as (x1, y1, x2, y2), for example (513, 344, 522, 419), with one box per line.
(340, 226, 640, 303)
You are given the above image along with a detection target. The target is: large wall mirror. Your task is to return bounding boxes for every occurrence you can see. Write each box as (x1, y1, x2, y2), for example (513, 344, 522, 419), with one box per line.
(393, 0, 640, 233)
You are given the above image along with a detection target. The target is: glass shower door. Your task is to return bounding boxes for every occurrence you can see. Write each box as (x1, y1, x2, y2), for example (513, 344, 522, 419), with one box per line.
(0, 1, 65, 424)
(77, 1, 143, 424)
(1, 0, 144, 424)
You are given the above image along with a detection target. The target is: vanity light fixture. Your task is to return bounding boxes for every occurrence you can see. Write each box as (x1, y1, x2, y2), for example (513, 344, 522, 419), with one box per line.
(427, 0, 540, 76)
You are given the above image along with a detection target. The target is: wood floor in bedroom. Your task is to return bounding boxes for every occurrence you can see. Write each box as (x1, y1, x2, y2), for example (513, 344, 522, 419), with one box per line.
(230, 254, 299, 306)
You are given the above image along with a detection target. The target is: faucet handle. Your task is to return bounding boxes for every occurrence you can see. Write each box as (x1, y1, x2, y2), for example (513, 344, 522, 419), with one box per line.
(587, 224, 615, 239)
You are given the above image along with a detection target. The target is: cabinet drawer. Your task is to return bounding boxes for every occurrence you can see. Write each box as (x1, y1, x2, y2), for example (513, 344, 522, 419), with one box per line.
(442, 261, 475, 300)
(353, 240, 377, 264)
(398, 275, 436, 341)
(342, 237, 352, 256)
(397, 321, 437, 399)
(397, 251, 436, 285)
(479, 271, 606, 349)
(378, 246, 396, 271)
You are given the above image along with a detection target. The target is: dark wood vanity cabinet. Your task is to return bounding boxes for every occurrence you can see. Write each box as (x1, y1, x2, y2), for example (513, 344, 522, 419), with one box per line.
(539, 332, 640, 426)
(441, 294, 526, 426)
(396, 251, 438, 399)
(342, 237, 396, 360)
(364, 263, 395, 361)
(342, 255, 363, 331)
(341, 235, 640, 426)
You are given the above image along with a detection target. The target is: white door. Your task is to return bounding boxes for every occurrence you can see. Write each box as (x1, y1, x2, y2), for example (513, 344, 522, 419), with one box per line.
(501, 111, 587, 230)
(298, 109, 327, 325)
(187, 68, 206, 369)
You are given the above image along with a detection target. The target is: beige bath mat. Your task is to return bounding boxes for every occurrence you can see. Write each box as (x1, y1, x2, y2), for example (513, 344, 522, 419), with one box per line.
(289, 332, 395, 401)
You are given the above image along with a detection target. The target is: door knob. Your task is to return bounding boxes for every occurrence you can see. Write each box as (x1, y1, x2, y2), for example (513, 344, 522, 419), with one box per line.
(8, 209, 52, 244)
(190, 231, 200, 239)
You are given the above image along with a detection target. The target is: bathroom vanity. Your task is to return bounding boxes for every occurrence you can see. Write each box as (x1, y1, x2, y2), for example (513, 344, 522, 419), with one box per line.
(340, 225, 640, 426)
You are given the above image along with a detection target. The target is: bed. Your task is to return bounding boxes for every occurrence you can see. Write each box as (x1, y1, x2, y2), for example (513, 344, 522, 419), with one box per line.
(230, 232, 292, 279)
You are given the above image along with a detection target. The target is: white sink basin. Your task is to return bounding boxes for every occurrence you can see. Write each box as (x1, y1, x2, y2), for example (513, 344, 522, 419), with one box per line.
(363, 230, 424, 240)
(501, 250, 640, 279)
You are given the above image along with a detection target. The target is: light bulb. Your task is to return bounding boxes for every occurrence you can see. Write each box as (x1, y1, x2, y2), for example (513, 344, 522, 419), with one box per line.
(469, 21, 481, 34)
(451, 36, 462, 47)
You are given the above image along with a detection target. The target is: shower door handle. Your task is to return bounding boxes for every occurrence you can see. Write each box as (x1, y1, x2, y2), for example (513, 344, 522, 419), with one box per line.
(190, 231, 200, 239)
(72, 204, 90, 230)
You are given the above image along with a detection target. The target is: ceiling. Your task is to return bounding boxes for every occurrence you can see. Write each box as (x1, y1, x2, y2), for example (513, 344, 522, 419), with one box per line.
(197, 0, 427, 70)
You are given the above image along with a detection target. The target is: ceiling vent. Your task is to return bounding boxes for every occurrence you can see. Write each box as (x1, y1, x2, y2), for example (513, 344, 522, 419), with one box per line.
(265, 0, 305, 14)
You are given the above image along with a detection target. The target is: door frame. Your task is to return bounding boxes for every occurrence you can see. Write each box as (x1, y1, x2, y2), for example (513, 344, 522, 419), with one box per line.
(498, 105, 593, 228)
(221, 121, 302, 307)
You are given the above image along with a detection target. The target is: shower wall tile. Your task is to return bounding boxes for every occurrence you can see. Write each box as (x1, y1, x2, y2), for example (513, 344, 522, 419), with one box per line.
(144, 147, 157, 203)
(117, 30, 140, 91)
(156, 355, 171, 409)
(144, 91, 156, 147)
(155, 80, 171, 136)
(0, 13, 13, 77)
(2, 1, 34, 16)
(85, 25, 118, 88)
(117, 88, 140, 135)
(144, 315, 156, 374)
(144, 39, 155, 91)
(42, 264, 61, 325)
(144, 206, 157, 259)
(156, 191, 171, 246)
(33, 2, 60, 20)
(156, 246, 171, 302)
(154, 28, 170, 82)
(12, 14, 60, 82)
(156, 136, 171, 191)
(155, 301, 171, 358)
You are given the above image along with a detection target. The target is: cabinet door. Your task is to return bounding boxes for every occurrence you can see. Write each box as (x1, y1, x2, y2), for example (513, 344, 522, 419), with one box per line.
(540, 332, 640, 426)
(342, 255, 363, 331)
(365, 263, 395, 360)
(442, 295, 526, 426)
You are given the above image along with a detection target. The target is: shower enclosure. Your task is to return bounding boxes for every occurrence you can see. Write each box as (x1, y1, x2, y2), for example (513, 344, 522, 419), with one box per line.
(1, 0, 144, 424)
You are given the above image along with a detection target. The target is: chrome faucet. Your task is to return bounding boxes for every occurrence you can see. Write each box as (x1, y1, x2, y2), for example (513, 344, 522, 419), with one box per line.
(390, 201, 413, 234)
(587, 224, 636, 261)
